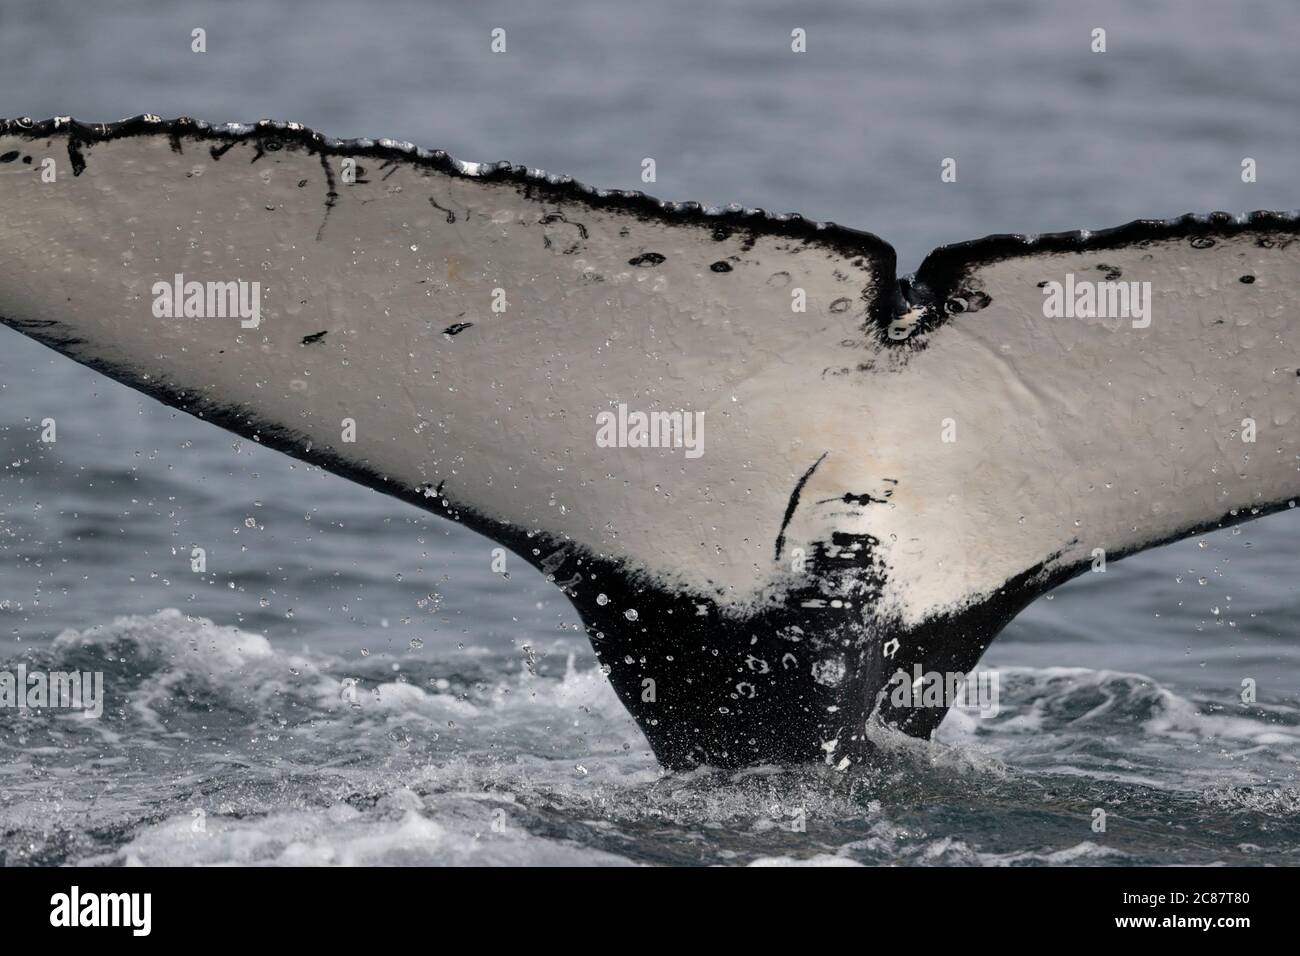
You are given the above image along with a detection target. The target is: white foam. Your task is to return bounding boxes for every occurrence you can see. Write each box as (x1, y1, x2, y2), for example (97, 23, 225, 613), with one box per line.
(15, 613, 1300, 866)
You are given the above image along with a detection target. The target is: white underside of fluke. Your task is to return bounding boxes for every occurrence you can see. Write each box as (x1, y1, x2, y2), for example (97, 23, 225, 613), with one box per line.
(1, 124, 1298, 632)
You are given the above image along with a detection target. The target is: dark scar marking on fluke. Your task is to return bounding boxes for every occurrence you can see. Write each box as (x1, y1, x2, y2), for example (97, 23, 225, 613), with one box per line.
(943, 290, 991, 315)
(66, 137, 87, 176)
(774, 452, 829, 561)
(541, 213, 584, 236)
(300, 330, 328, 345)
(818, 491, 890, 506)
(443, 322, 473, 336)
(709, 260, 733, 273)
(259, 138, 286, 161)
(539, 212, 588, 254)
(629, 252, 665, 267)
(0, 151, 18, 163)
(316, 152, 338, 241)
(168, 132, 183, 154)
(380, 160, 399, 181)
(1240, 274, 1256, 284)
(209, 141, 236, 161)
(428, 196, 456, 223)
(1097, 263, 1122, 280)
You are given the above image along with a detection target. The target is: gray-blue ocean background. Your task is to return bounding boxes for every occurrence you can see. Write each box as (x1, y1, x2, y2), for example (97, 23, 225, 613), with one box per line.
(1, 0, 1298, 865)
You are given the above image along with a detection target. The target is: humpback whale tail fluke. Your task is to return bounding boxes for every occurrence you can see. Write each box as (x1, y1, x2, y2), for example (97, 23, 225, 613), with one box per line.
(3, 116, 1299, 769)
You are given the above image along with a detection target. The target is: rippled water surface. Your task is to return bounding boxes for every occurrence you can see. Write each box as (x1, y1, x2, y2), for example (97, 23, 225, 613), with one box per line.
(2, 0, 1299, 865)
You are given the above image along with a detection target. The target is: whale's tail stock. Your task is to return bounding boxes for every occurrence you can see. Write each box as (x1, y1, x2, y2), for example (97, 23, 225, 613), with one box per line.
(3, 116, 1299, 769)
